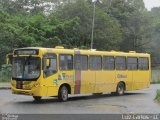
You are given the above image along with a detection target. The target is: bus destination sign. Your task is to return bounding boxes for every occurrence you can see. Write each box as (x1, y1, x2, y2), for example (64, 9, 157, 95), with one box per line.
(14, 49, 39, 55)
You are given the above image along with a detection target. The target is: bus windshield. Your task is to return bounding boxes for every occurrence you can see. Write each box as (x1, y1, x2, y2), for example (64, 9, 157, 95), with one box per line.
(12, 57, 40, 80)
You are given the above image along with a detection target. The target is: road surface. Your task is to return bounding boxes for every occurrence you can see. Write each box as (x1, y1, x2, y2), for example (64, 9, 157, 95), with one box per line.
(0, 84, 160, 114)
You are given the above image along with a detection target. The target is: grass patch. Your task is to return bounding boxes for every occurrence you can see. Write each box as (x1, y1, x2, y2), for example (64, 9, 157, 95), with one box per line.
(0, 64, 12, 82)
(155, 89, 160, 102)
(0, 71, 11, 82)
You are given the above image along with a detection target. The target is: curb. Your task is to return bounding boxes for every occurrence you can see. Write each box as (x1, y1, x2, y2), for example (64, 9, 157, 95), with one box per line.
(151, 83, 160, 84)
(0, 82, 11, 90)
(0, 87, 11, 90)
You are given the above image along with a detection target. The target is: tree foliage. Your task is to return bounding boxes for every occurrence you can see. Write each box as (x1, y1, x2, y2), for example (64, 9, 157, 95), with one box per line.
(0, 0, 159, 66)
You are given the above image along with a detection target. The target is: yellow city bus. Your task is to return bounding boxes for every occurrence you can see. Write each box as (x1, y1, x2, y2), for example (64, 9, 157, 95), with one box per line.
(10, 46, 151, 102)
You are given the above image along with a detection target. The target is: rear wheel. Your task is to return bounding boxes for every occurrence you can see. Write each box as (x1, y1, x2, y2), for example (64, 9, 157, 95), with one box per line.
(58, 86, 68, 102)
(93, 93, 103, 96)
(116, 82, 125, 96)
(111, 92, 116, 95)
(33, 96, 42, 102)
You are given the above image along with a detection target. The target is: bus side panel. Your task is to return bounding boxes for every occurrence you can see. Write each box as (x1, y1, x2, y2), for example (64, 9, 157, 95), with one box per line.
(84, 71, 95, 94)
(43, 74, 59, 96)
(57, 70, 75, 94)
(115, 71, 132, 91)
(80, 71, 86, 94)
(132, 71, 150, 90)
(125, 71, 133, 91)
(95, 71, 116, 93)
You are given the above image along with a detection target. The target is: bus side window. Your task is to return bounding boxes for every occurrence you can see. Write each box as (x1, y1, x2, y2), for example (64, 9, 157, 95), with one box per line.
(74, 55, 81, 70)
(59, 54, 73, 70)
(103, 56, 115, 70)
(81, 55, 88, 70)
(43, 54, 57, 78)
(75, 55, 88, 70)
(127, 57, 138, 70)
(89, 56, 102, 70)
(138, 58, 149, 70)
(116, 57, 126, 70)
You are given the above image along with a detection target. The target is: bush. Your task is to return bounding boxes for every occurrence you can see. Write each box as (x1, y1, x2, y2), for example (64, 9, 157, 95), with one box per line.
(151, 69, 160, 84)
(0, 64, 12, 82)
(155, 89, 160, 102)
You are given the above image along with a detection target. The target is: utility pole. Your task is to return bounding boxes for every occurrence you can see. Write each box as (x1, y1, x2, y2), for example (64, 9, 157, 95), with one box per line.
(91, 1, 96, 49)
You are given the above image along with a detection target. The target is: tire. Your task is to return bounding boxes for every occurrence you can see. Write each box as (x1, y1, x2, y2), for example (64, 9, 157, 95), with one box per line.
(58, 86, 68, 102)
(93, 93, 103, 96)
(111, 92, 116, 95)
(33, 96, 42, 102)
(116, 82, 125, 96)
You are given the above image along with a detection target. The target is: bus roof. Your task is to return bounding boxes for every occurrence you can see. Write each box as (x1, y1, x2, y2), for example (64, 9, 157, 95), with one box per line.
(14, 47, 150, 57)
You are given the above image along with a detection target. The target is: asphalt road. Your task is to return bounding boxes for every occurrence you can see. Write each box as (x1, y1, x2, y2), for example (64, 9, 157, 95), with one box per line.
(0, 84, 160, 114)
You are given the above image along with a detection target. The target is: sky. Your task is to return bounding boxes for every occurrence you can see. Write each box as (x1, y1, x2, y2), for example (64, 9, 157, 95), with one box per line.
(143, 0, 160, 10)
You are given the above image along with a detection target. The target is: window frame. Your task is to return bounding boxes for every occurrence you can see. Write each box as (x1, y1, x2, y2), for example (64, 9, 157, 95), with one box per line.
(59, 54, 73, 71)
(115, 56, 127, 71)
(74, 55, 88, 71)
(43, 53, 57, 78)
(127, 57, 138, 71)
(89, 55, 102, 71)
(102, 56, 115, 71)
(138, 57, 149, 70)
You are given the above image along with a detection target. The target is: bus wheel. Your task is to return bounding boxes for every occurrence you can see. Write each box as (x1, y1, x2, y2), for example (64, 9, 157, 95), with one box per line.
(93, 93, 103, 96)
(33, 96, 42, 102)
(116, 82, 125, 96)
(58, 86, 68, 102)
(111, 92, 116, 95)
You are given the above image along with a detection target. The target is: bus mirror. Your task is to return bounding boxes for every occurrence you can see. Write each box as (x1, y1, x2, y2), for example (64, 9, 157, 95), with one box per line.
(46, 59, 50, 67)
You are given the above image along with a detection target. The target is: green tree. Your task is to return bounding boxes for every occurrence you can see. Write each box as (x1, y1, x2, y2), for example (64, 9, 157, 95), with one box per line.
(0, 0, 158, 67)
(49, 0, 121, 50)
(147, 7, 160, 66)
(99, 0, 150, 52)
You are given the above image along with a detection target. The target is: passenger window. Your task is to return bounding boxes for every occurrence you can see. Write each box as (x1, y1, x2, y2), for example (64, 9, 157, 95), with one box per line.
(116, 57, 126, 70)
(60, 55, 73, 70)
(128, 57, 138, 70)
(43, 54, 57, 78)
(138, 58, 149, 70)
(75, 55, 88, 70)
(81, 56, 88, 70)
(103, 56, 115, 70)
(89, 56, 102, 70)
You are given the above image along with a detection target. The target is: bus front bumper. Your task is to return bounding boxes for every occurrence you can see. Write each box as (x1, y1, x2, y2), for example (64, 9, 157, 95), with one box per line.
(11, 85, 48, 97)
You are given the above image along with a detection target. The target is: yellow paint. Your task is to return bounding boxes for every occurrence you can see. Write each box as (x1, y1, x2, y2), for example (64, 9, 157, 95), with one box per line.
(10, 47, 151, 97)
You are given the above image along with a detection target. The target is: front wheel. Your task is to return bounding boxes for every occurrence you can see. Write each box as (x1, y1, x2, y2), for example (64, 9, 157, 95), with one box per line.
(116, 82, 125, 96)
(58, 86, 68, 102)
(33, 96, 42, 102)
